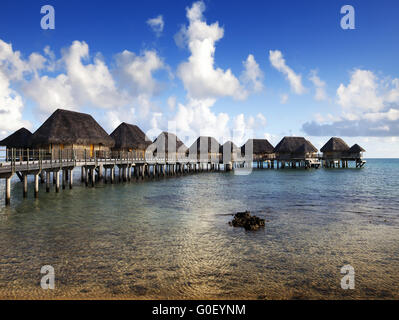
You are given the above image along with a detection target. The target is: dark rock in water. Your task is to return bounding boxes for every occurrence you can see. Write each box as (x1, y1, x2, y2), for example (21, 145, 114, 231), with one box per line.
(229, 211, 265, 231)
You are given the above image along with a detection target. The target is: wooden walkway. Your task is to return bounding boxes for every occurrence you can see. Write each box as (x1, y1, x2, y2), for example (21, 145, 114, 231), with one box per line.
(0, 148, 365, 206)
(0, 148, 251, 205)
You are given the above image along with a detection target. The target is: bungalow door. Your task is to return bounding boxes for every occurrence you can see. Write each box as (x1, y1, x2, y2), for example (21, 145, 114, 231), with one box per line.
(90, 144, 94, 158)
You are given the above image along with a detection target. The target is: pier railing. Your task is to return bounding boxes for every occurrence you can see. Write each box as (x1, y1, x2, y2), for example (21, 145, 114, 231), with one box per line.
(1, 148, 245, 173)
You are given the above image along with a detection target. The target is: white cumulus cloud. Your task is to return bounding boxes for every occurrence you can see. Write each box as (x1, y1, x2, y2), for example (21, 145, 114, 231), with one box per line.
(303, 69, 399, 137)
(269, 50, 305, 95)
(309, 70, 327, 101)
(241, 54, 264, 93)
(337, 69, 384, 113)
(147, 15, 164, 37)
(115, 49, 165, 96)
(176, 1, 247, 100)
(0, 70, 31, 135)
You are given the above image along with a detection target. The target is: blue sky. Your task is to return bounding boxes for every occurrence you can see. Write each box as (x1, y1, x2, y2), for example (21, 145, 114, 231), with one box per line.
(1, 0, 399, 157)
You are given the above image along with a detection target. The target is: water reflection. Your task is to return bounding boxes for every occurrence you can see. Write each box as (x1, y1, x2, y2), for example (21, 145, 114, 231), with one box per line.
(0, 159, 398, 299)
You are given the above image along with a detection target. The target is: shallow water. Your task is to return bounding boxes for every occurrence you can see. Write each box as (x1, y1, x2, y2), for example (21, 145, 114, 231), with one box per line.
(0, 159, 398, 299)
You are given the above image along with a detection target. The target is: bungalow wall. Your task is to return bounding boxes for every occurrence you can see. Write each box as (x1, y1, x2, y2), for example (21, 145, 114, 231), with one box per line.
(276, 152, 318, 161)
(111, 147, 147, 159)
(252, 153, 276, 161)
(42, 143, 111, 159)
(322, 151, 347, 159)
(342, 152, 364, 159)
(191, 152, 221, 162)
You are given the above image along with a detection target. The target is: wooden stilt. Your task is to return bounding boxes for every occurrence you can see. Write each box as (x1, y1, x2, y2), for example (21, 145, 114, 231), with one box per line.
(34, 173, 39, 198)
(62, 169, 66, 189)
(46, 171, 50, 192)
(5, 176, 11, 205)
(91, 168, 95, 187)
(40, 172, 45, 184)
(55, 171, 60, 193)
(98, 165, 103, 181)
(69, 169, 73, 189)
(85, 167, 89, 187)
(23, 174, 28, 198)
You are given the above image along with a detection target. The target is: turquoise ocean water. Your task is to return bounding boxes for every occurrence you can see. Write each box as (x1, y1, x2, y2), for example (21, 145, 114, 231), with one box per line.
(0, 159, 398, 299)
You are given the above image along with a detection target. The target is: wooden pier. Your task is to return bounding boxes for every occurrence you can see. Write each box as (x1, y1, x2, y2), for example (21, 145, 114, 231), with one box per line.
(0, 148, 250, 205)
(0, 146, 366, 206)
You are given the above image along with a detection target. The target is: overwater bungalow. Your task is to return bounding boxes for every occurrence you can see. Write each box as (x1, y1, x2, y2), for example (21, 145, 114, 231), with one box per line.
(241, 138, 275, 168)
(151, 132, 188, 161)
(219, 141, 240, 155)
(320, 137, 350, 168)
(0, 127, 32, 148)
(274, 136, 319, 168)
(29, 109, 115, 159)
(188, 136, 221, 162)
(320, 138, 366, 168)
(0, 127, 32, 161)
(110, 122, 152, 158)
(219, 141, 240, 170)
(347, 144, 365, 158)
(346, 144, 366, 167)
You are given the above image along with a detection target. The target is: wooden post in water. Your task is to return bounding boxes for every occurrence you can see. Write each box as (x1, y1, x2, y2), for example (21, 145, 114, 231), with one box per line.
(123, 166, 127, 181)
(91, 168, 95, 187)
(23, 174, 28, 198)
(128, 165, 132, 181)
(40, 172, 45, 184)
(5, 176, 11, 205)
(34, 173, 39, 198)
(85, 167, 89, 187)
(103, 167, 107, 184)
(111, 166, 115, 184)
(62, 169, 66, 190)
(81, 166, 85, 182)
(69, 169, 73, 189)
(55, 171, 60, 193)
(98, 165, 103, 181)
(46, 171, 50, 192)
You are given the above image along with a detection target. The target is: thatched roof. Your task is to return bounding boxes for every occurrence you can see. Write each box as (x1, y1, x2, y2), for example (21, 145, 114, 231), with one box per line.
(320, 137, 350, 153)
(274, 137, 318, 153)
(189, 136, 221, 153)
(30, 109, 114, 147)
(241, 139, 274, 155)
(0, 128, 32, 148)
(152, 132, 187, 154)
(220, 141, 240, 153)
(349, 144, 365, 153)
(110, 122, 151, 150)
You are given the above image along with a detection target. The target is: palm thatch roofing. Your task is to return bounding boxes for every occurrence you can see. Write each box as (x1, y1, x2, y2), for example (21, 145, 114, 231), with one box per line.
(219, 141, 240, 153)
(110, 122, 152, 150)
(152, 132, 187, 153)
(274, 136, 318, 153)
(320, 137, 350, 153)
(29, 109, 115, 147)
(241, 139, 274, 155)
(349, 144, 365, 153)
(0, 128, 32, 148)
(189, 136, 221, 153)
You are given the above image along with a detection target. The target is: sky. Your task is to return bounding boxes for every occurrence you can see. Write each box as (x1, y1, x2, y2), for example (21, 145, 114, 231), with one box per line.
(0, 0, 399, 157)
